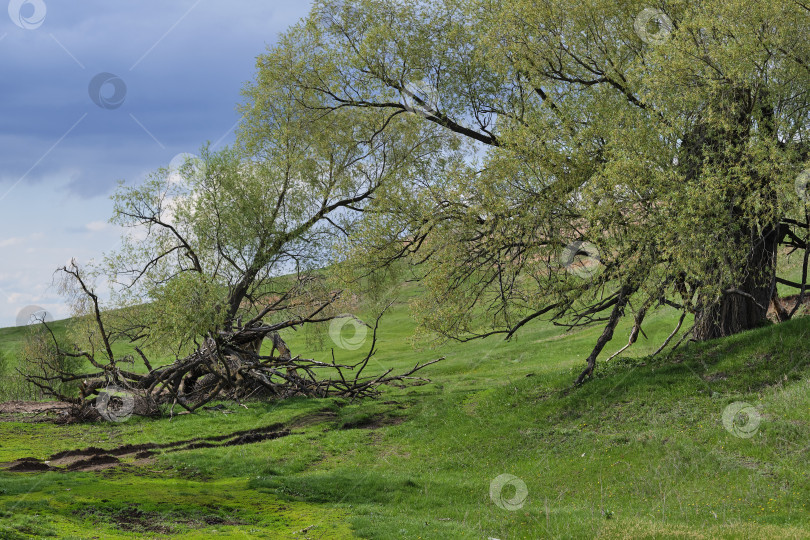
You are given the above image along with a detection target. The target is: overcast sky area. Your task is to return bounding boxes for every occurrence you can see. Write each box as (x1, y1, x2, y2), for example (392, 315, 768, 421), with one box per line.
(0, 0, 314, 327)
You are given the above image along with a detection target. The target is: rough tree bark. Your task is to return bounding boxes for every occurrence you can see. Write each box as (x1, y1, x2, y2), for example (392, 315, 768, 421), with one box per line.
(693, 225, 779, 340)
(574, 285, 634, 385)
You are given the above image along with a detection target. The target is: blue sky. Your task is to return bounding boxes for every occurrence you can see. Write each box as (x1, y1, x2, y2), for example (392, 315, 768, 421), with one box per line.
(0, 0, 314, 327)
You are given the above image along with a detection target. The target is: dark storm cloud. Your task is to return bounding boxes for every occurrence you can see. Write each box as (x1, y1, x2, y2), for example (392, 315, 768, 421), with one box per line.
(0, 0, 312, 197)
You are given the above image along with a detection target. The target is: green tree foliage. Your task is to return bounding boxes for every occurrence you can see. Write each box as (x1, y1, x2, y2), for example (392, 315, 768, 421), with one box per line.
(104, 84, 436, 357)
(245, 0, 810, 381)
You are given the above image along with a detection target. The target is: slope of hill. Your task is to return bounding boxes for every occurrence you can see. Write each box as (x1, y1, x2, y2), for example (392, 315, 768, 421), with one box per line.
(0, 290, 809, 538)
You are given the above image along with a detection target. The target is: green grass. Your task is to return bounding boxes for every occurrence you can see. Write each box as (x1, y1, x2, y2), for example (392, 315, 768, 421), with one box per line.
(1, 283, 810, 538)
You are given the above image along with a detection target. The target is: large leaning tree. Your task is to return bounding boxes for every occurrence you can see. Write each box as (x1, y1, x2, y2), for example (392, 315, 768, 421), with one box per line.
(245, 0, 810, 383)
(21, 70, 444, 418)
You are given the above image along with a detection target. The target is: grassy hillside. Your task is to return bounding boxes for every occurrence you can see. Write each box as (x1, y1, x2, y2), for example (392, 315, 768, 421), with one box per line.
(0, 287, 809, 538)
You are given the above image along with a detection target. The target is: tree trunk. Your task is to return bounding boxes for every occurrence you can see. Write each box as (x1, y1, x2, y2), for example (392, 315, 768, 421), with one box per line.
(693, 226, 778, 340)
(574, 285, 634, 385)
(681, 86, 781, 342)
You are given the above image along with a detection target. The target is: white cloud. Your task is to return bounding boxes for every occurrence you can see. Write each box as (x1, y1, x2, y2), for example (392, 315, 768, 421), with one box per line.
(0, 237, 24, 248)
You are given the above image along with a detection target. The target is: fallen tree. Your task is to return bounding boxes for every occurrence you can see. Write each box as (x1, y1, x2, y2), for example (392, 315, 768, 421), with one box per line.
(21, 262, 441, 421)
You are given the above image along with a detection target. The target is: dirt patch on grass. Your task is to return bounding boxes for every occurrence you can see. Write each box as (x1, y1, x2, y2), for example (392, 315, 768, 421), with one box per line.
(3, 424, 291, 474)
(703, 372, 728, 382)
(0, 401, 72, 423)
(0, 401, 71, 414)
(66, 454, 121, 472)
(79, 503, 247, 534)
(340, 413, 406, 430)
(1, 405, 403, 475)
(288, 410, 339, 427)
(6, 457, 51, 472)
(110, 506, 175, 534)
(49, 446, 108, 460)
(3, 452, 125, 473)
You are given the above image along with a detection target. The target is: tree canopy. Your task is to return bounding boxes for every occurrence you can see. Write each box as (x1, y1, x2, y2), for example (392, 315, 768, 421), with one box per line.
(241, 0, 810, 382)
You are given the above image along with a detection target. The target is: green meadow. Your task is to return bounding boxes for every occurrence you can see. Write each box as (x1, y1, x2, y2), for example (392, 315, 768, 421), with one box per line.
(0, 275, 809, 538)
